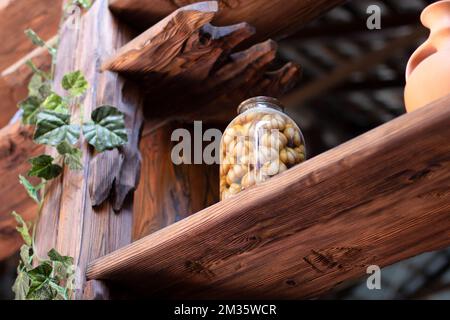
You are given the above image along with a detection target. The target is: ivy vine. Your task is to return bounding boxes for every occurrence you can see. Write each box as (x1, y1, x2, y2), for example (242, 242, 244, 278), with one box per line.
(11, 0, 127, 300)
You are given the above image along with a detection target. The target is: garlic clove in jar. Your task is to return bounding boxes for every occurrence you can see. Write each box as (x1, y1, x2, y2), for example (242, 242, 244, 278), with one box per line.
(280, 147, 297, 166)
(279, 161, 288, 173)
(222, 188, 233, 200)
(232, 164, 247, 179)
(283, 125, 295, 144)
(293, 130, 302, 147)
(261, 160, 280, 176)
(257, 146, 279, 164)
(226, 167, 241, 185)
(229, 183, 242, 195)
(294, 146, 305, 162)
(241, 171, 256, 189)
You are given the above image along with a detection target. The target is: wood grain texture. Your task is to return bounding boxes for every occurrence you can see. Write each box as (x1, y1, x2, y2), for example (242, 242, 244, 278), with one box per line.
(88, 95, 450, 299)
(109, 0, 346, 44)
(102, 2, 300, 123)
(0, 0, 62, 70)
(102, 1, 219, 73)
(34, 0, 143, 299)
(0, 123, 43, 261)
(133, 122, 219, 240)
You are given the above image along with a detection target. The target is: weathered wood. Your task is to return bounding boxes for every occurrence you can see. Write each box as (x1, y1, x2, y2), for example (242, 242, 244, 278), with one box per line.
(82, 280, 111, 300)
(133, 122, 219, 240)
(109, 0, 346, 44)
(171, 59, 301, 124)
(0, 123, 42, 261)
(34, 0, 143, 299)
(88, 95, 450, 299)
(0, 0, 62, 70)
(102, 4, 300, 122)
(102, 1, 220, 74)
(0, 44, 53, 127)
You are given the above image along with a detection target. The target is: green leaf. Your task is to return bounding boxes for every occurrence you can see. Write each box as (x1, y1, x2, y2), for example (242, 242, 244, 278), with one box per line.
(74, 0, 92, 9)
(82, 106, 128, 152)
(11, 212, 32, 246)
(12, 270, 30, 300)
(62, 71, 88, 97)
(25, 29, 46, 47)
(41, 93, 68, 113)
(28, 73, 52, 98)
(28, 74, 43, 96)
(27, 262, 53, 295)
(27, 282, 54, 300)
(28, 263, 52, 279)
(19, 175, 42, 204)
(34, 110, 80, 146)
(24, 29, 56, 59)
(48, 249, 74, 267)
(49, 248, 75, 287)
(28, 155, 62, 180)
(49, 281, 68, 300)
(19, 96, 41, 125)
(19, 245, 33, 271)
(26, 60, 50, 80)
(38, 82, 53, 99)
(56, 142, 83, 170)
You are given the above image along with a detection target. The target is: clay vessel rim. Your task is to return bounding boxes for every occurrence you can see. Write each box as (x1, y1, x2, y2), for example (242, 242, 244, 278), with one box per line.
(421, 0, 450, 28)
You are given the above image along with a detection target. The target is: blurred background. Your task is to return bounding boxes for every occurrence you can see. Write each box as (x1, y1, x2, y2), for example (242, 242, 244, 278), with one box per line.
(1, 0, 449, 299)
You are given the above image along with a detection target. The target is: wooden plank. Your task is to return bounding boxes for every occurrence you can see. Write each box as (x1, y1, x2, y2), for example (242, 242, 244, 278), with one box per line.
(0, 123, 43, 261)
(109, 0, 346, 44)
(34, 0, 143, 299)
(87, 95, 450, 299)
(102, 1, 220, 74)
(0, 0, 62, 70)
(133, 122, 220, 240)
(102, 3, 300, 122)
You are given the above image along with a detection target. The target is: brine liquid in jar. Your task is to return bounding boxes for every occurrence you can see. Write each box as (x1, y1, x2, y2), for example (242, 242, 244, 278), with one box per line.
(220, 96, 306, 200)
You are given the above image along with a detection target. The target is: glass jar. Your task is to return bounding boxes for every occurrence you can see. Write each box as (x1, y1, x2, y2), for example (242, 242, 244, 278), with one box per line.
(220, 96, 306, 200)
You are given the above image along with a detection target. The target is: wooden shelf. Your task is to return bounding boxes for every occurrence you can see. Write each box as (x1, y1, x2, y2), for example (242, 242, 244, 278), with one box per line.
(109, 0, 346, 44)
(102, 1, 300, 123)
(87, 95, 450, 299)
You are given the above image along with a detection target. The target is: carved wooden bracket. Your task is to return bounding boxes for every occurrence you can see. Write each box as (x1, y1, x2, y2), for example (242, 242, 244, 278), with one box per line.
(102, 1, 301, 122)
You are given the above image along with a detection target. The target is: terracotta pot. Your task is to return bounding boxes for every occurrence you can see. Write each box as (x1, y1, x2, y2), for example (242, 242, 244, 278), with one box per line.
(405, 0, 450, 112)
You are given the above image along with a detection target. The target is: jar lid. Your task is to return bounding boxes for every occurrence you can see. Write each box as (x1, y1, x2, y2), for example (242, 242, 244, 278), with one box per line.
(237, 96, 285, 114)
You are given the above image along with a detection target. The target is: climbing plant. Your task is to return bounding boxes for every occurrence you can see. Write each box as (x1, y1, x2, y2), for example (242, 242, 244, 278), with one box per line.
(11, 0, 128, 300)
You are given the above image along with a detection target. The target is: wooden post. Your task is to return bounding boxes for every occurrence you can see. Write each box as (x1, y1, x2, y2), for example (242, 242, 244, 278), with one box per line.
(34, 0, 143, 299)
(133, 122, 220, 240)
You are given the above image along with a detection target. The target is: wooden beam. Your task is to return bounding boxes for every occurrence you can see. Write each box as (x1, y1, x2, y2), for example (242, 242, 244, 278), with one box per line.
(102, 3, 300, 122)
(0, 0, 62, 70)
(109, 0, 346, 43)
(282, 28, 426, 107)
(0, 123, 42, 261)
(87, 94, 450, 299)
(34, 0, 144, 299)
